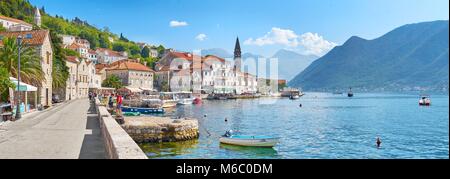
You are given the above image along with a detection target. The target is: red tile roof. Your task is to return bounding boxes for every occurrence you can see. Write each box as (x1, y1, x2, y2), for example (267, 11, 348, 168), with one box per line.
(0, 30, 49, 46)
(0, 15, 32, 27)
(65, 56, 79, 64)
(203, 55, 226, 63)
(96, 48, 125, 57)
(107, 60, 154, 72)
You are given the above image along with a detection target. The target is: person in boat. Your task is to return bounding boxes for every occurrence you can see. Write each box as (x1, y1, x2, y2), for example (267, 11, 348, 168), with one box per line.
(376, 137, 382, 148)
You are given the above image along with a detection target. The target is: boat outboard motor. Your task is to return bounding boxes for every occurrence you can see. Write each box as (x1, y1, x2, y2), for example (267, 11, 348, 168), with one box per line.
(224, 130, 233, 137)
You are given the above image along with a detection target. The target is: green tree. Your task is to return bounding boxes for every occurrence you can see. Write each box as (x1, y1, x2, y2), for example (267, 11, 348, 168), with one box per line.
(141, 46, 150, 58)
(0, 67, 15, 102)
(102, 75, 123, 89)
(119, 33, 129, 42)
(0, 37, 45, 87)
(156, 45, 165, 55)
(50, 30, 70, 89)
(0, 25, 6, 32)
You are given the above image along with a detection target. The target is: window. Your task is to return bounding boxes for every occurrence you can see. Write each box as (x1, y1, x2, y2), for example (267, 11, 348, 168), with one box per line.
(46, 52, 50, 64)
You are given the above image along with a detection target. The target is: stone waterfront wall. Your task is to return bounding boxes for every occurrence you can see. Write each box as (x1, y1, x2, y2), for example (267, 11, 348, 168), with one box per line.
(95, 99, 147, 159)
(122, 117, 199, 143)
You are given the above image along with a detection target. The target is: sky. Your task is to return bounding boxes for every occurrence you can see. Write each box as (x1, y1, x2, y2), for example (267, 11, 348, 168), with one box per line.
(30, 0, 449, 57)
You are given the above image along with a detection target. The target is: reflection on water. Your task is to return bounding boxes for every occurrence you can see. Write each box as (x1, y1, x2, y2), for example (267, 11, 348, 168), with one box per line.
(140, 140, 199, 158)
(219, 144, 279, 158)
(139, 92, 449, 159)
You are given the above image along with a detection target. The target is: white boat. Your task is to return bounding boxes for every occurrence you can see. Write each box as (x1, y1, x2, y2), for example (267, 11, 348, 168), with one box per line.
(289, 95, 300, 100)
(219, 135, 280, 147)
(178, 98, 194, 105)
(419, 95, 431, 106)
(160, 92, 179, 108)
(176, 92, 194, 105)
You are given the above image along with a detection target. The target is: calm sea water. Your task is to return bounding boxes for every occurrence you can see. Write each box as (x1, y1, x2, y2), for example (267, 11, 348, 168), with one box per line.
(139, 93, 449, 159)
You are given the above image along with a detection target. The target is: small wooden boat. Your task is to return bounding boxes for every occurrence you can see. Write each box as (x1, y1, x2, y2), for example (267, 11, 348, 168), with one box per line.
(121, 106, 165, 114)
(219, 135, 280, 147)
(419, 95, 431, 106)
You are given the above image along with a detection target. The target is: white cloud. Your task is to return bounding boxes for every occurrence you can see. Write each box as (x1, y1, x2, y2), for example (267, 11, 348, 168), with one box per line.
(300, 32, 337, 56)
(244, 27, 299, 47)
(244, 27, 337, 56)
(170, 20, 188, 27)
(195, 33, 207, 41)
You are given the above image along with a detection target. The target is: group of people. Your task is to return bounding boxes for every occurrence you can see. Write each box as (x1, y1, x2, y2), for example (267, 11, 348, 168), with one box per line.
(106, 93, 123, 116)
(89, 91, 123, 116)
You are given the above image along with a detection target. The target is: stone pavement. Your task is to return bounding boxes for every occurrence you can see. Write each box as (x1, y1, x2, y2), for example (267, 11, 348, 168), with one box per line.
(0, 99, 106, 159)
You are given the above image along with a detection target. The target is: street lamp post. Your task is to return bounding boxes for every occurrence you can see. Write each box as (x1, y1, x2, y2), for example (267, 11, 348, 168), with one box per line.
(15, 35, 23, 120)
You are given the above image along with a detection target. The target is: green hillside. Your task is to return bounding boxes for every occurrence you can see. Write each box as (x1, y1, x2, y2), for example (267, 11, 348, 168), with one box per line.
(289, 20, 449, 93)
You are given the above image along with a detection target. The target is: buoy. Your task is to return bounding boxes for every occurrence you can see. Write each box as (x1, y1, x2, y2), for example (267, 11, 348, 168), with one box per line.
(376, 137, 382, 148)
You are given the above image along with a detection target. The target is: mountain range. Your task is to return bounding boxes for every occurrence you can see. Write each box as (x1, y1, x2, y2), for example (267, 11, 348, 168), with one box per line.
(201, 48, 318, 80)
(289, 20, 449, 92)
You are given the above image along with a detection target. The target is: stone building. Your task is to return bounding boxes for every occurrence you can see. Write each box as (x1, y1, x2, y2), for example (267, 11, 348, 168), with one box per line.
(0, 15, 33, 32)
(96, 48, 128, 64)
(0, 30, 54, 107)
(106, 59, 154, 90)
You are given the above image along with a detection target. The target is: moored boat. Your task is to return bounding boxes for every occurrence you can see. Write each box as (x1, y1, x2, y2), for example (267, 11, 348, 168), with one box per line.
(193, 97, 202, 104)
(289, 95, 300, 100)
(121, 106, 165, 114)
(419, 95, 431, 106)
(177, 92, 194, 105)
(348, 88, 354, 97)
(219, 135, 280, 147)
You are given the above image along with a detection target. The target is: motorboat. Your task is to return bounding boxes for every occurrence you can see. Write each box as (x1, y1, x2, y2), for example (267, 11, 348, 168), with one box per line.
(177, 92, 194, 105)
(160, 92, 179, 108)
(178, 98, 194, 105)
(219, 135, 280, 147)
(419, 95, 431, 106)
(121, 106, 165, 114)
(289, 95, 300, 100)
(219, 130, 280, 147)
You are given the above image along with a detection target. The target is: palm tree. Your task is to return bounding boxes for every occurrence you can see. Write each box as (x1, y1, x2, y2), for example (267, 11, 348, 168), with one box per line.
(0, 37, 45, 87)
(102, 75, 123, 89)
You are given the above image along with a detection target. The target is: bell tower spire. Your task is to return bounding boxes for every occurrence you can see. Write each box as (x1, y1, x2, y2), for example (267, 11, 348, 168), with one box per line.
(234, 37, 242, 72)
(34, 7, 41, 28)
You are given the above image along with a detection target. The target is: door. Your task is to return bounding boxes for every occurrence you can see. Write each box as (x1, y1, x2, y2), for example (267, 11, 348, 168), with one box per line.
(46, 88, 49, 106)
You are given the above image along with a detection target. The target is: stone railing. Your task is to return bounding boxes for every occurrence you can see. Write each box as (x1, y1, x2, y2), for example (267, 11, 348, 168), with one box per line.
(94, 99, 147, 159)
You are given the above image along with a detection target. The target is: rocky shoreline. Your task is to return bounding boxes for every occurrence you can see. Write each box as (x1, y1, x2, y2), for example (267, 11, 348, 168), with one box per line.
(122, 116, 199, 143)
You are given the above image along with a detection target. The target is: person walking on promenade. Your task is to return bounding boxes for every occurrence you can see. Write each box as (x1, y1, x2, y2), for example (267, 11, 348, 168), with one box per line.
(116, 93, 123, 116)
(108, 94, 114, 109)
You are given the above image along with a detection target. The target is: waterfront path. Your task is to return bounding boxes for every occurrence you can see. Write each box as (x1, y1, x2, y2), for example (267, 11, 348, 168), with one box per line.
(0, 99, 106, 159)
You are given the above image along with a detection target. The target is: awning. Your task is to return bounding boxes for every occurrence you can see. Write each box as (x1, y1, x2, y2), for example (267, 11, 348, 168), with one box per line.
(118, 87, 142, 93)
(139, 87, 154, 91)
(9, 77, 37, 92)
